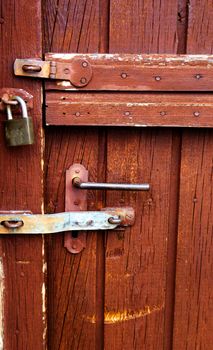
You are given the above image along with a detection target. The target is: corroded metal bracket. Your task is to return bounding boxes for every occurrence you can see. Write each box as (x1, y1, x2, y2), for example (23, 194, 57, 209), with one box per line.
(14, 58, 93, 88)
(0, 208, 135, 234)
(0, 88, 33, 112)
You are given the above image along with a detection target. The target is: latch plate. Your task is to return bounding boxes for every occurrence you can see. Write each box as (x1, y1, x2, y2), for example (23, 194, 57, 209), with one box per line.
(14, 58, 93, 87)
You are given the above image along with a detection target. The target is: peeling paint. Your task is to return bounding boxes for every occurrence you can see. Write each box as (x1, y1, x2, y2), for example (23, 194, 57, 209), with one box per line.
(48, 53, 213, 65)
(57, 81, 72, 87)
(42, 237, 47, 348)
(86, 304, 164, 324)
(0, 258, 4, 350)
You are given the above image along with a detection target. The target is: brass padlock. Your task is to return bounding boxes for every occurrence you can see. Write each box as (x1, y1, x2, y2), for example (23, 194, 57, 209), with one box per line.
(4, 96, 34, 146)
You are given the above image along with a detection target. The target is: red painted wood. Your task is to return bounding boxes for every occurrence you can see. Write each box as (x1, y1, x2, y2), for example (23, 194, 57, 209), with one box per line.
(0, 0, 44, 349)
(43, 1, 106, 349)
(46, 92, 213, 127)
(104, 1, 180, 349)
(173, 1, 213, 348)
(45, 53, 213, 91)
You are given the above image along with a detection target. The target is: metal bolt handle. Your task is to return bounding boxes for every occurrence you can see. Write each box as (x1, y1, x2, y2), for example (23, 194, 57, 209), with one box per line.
(72, 177, 150, 191)
(1, 220, 24, 229)
(22, 64, 42, 73)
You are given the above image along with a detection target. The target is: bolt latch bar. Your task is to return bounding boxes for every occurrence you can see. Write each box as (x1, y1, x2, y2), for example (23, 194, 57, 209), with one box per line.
(0, 209, 134, 234)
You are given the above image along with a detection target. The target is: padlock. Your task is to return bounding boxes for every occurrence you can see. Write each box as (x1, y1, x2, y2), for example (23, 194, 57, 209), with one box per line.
(4, 96, 34, 146)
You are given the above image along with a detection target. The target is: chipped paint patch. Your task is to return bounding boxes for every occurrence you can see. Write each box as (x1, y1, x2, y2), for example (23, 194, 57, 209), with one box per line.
(57, 81, 72, 87)
(0, 258, 4, 350)
(42, 237, 47, 348)
(86, 304, 164, 324)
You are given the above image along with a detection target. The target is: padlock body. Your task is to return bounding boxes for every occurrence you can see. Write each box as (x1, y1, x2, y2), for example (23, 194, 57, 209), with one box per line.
(4, 117, 34, 146)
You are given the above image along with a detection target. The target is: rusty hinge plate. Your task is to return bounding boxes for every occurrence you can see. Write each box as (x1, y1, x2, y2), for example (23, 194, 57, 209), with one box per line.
(0, 88, 33, 112)
(14, 58, 93, 88)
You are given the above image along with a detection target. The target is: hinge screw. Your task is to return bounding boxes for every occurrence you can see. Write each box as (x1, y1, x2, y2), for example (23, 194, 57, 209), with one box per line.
(82, 61, 88, 68)
(80, 77, 87, 84)
(121, 72, 127, 79)
(64, 68, 70, 75)
(195, 74, 202, 79)
(155, 76, 161, 81)
(124, 111, 131, 116)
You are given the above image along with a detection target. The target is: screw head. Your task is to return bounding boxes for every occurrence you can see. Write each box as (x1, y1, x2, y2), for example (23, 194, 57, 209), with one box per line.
(64, 68, 70, 74)
(195, 74, 202, 80)
(75, 112, 81, 117)
(80, 77, 87, 84)
(124, 111, 131, 116)
(193, 111, 200, 117)
(155, 76, 161, 81)
(121, 72, 127, 79)
(82, 61, 88, 68)
(160, 111, 166, 116)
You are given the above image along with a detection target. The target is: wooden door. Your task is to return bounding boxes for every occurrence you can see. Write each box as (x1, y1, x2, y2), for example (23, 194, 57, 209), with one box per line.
(0, 1, 212, 350)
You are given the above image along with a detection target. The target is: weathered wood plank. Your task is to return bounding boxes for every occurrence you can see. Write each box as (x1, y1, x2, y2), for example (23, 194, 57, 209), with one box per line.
(45, 53, 213, 91)
(173, 130, 213, 349)
(173, 1, 213, 348)
(0, 0, 44, 349)
(46, 92, 213, 127)
(43, 1, 105, 349)
(104, 1, 180, 349)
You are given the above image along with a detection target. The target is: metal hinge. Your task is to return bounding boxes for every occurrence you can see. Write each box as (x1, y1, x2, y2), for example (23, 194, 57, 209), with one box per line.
(14, 58, 93, 87)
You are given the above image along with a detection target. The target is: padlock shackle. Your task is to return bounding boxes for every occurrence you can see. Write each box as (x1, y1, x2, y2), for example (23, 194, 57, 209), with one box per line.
(12, 96, 28, 118)
(6, 105, 13, 120)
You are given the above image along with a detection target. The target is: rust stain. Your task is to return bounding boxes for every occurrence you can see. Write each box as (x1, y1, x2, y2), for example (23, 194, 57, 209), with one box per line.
(86, 304, 164, 324)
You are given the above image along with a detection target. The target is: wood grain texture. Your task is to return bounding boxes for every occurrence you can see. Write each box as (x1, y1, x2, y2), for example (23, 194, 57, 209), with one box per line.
(0, 0, 44, 349)
(104, 1, 181, 349)
(46, 92, 213, 127)
(45, 128, 100, 349)
(173, 1, 213, 348)
(43, 1, 106, 349)
(109, 0, 178, 53)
